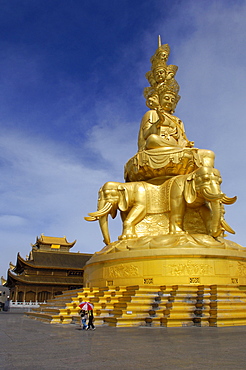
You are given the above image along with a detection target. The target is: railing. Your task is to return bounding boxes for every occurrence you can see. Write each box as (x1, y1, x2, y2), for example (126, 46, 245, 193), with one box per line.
(10, 300, 46, 308)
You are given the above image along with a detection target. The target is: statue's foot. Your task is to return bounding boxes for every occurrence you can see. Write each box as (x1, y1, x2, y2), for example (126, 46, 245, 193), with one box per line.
(118, 233, 137, 240)
(169, 230, 187, 235)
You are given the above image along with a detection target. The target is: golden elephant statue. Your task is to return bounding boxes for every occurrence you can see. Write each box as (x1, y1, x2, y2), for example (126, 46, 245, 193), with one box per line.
(85, 166, 236, 245)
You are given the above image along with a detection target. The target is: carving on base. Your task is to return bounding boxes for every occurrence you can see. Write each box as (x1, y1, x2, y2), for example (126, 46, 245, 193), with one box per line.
(108, 264, 139, 278)
(167, 260, 212, 276)
(237, 262, 246, 277)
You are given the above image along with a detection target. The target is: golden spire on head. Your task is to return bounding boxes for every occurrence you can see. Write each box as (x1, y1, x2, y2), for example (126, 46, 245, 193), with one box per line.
(150, 35, 170, 65)
(144, 35, 180, 110)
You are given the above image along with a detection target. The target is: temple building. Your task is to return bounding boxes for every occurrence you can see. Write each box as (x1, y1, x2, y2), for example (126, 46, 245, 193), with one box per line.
(5, 235, 92, 302)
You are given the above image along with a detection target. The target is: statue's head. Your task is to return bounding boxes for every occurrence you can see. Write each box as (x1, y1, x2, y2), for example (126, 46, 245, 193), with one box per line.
(156, 45, 170, 63)
(166, 64, 178, 79)
(159, 90, 180, 113)
(147, 92, 160, 110)
(151, 43, 170, 64)
(143, 87, 159, 109)
(152, 64, 166, 84)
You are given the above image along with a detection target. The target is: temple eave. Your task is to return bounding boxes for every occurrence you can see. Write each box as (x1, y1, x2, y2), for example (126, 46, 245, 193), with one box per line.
(7, 270, 83, 285)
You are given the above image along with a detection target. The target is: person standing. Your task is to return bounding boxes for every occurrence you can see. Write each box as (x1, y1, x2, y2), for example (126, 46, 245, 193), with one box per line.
(80, 310, 88, 330)
(86, 310, 95, 330)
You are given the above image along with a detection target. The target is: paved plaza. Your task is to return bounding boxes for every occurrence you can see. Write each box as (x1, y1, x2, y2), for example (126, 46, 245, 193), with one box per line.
(1, 309, 246, 369)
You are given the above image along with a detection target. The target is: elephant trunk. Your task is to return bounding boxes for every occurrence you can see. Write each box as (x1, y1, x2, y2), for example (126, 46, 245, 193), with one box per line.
(84, 200, 113, 244)
(209, 200, 222, 237)
(96, 198, 113, 245)
(98, 196, 116, 245)
(99, 214, 111, 245)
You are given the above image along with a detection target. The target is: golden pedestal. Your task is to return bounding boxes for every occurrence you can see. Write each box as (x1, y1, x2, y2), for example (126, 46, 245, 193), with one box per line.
(84, 235, 246, 288)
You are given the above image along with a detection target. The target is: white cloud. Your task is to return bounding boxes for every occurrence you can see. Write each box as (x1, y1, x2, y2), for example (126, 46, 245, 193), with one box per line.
(85, 118, 137, 177)
(0, 129, 118, 274)
(0, 215, 27, 228)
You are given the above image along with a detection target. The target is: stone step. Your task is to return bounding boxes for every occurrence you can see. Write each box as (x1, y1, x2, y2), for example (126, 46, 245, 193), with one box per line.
(103, 316, 147, 327)
(26, 311, 56, 322)
(26, 284, 246, 328)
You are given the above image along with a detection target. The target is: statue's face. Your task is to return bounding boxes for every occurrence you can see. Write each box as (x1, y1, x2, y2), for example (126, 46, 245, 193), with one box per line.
(147, 94, 159, 109)
(157, 50, 168, 62)
(153, 67, 166, 83)
(160, 93, 176, 112)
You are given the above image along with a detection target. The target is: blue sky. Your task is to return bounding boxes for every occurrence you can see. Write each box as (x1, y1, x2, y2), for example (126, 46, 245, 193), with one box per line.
(1, 0, 246, 277)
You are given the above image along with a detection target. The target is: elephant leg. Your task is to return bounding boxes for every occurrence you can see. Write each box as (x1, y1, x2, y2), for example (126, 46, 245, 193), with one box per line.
(169, 198, 186, 234)
(119, 204, 146, 240)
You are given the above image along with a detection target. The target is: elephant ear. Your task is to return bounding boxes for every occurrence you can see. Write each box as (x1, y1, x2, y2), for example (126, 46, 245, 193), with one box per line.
(118, 185, 129, 211)
(184, 173, 196, 204)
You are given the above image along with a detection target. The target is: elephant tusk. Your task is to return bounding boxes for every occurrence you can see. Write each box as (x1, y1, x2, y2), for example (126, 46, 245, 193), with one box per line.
(221, 195, 237, 205)
(84, 216, 98, 222)
(221, 219, 236, 234)
(88, 202, 113, 218)
(212, 229, 222, 238)
(201, 188, 224, 201)
(110, 204, 118, 219)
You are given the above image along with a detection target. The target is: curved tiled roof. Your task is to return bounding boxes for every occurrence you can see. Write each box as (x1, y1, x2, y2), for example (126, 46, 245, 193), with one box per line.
(35, 235, 76, 247)
(13, 251, 92, 272)
(7, 269, 84, 285)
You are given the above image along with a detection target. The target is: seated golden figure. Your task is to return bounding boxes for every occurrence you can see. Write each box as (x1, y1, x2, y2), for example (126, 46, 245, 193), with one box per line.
(124, 41, 214, 182)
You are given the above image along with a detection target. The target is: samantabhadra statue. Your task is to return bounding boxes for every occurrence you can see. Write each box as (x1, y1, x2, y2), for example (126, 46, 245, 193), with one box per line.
(85, 36, 237, 250)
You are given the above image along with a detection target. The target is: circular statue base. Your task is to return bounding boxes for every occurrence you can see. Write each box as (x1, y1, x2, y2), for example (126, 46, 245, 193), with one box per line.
(84, 234, 246, 287)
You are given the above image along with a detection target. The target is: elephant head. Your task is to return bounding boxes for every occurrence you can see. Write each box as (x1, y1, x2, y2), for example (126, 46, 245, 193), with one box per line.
(183, 166, 236, 237)
(84, 182, 134, 244)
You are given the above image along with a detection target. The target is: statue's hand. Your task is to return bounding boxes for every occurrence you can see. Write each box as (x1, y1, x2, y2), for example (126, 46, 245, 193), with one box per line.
(156, 119, 166, 128)
(156, 109, 166, 126)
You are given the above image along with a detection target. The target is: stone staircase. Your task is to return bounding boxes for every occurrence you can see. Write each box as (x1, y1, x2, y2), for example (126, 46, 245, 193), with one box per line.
(103, 285, 161, 327)
(25, 288, 83, 323)
(26, 285, 246, 327)
(209, 285, 246, 327)
(145, 285, 211, 327)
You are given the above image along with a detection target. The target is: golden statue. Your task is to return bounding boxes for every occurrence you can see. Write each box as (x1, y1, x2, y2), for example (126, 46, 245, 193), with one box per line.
(85, 36, 236, 247)
(125, 36, 215, 182)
